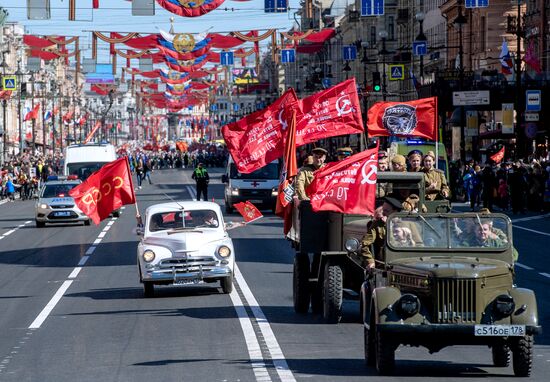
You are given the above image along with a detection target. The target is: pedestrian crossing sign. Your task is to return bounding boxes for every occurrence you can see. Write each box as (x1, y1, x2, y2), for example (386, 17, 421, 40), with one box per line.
(2, 76, 17, 91)
(388, 65, 405, 81)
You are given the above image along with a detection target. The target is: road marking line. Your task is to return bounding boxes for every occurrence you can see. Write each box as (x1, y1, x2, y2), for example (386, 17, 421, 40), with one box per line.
(29, 280, 73, 329)
(513, 225, 550, 237)
(234, 264, 296, 382)
(78, 256, 89, 266)
(68, 267, 82, 279)
(515, 263, 534, 270)
(186, 185, 197, 200)
(93, 239, 102, 245)
(107, 221, 115, 226)
(229, 288, 272, 382)
(539, 273, 550, 278)
(4, 229, 15, 236)
(85, 246, 96, 255)
(97, 231, 107, 238)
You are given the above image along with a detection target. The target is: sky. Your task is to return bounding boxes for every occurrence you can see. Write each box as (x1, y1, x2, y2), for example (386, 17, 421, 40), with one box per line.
(2, 0, 301, 63)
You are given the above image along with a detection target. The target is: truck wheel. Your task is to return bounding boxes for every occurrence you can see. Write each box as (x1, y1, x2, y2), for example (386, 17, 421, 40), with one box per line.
(375, 329, 395, 375)
(293, 253, 310, 314)
(221, 275, 233, 294)
(143, 282, 154, 298)
(84, 219, 91, 226)
(364, 310, 375, 366)
(322, 261, 343, 324)
(512, 335, 533, 377)
(492, 344, 511, 367)
(112, 210, 121, 218)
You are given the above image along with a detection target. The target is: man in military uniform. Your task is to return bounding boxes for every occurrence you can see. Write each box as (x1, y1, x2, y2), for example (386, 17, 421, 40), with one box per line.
(336, 147, 353, 161)
(360, 197, 403, 268)
(295, 147, 327, 201)
(391, 154, 407, 172)
(422, 151, 450, 200)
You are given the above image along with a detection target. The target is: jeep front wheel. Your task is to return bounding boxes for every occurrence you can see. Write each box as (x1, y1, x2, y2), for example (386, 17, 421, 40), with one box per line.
(322, 261, 343, 324)
(143, 282, 154, 298)
(221, 275, 233, 294)
(364, 311, 375, 366)
(512, 335, 533, 377)
(293, 253, 310, 313)
(375, 329, 395, 375)
(492, 343, 511, 367)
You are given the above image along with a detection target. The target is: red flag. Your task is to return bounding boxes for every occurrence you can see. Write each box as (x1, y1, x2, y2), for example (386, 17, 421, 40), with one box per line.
(295, 78, 364, 145)
(24, 103, 41, 122)
(234, 201, 263, 223)
(93, 0, 99, 9)
(367, 97, 438, 141)
(69, 158, 136, 225)
(275, 110, 298, 235)
(307, 145, 379, 215)
(222, 88, 298, 173)
(490, 147, 505, 164)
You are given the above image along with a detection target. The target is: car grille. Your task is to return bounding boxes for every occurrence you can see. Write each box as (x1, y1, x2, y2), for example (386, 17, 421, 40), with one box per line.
(239, 189, 271, 198)
(159, 256, 218, 272)
(51, 204, 75, 209)
(434, 278, 477, 323)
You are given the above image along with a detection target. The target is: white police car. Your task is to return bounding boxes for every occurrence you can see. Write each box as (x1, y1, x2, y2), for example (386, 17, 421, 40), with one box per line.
(35, 176, 91, 227)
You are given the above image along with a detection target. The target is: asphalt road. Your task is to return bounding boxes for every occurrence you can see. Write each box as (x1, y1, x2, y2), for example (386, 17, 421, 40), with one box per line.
(0, 167, 548, 382)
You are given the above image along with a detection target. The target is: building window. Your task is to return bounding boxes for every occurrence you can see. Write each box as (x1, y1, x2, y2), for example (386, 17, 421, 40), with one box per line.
(370, 26, 376, 46)
(388, 16, 395, 40)
(480, 16, 486, 52)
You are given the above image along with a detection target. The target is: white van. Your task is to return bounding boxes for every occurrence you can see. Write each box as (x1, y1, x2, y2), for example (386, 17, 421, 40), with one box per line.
(64, 143, 117, 181)
(222, 158, 280, 213)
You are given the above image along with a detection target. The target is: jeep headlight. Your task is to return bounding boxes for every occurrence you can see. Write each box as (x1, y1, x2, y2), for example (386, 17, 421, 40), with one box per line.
(217, 245, 231, 258)
(39, 203, 49, 209)
(397, 294, 420, 317)
(231, 187, 239, 196)
(494, 294, 515, 317)
(271, 188, 278, 196)
(345, 238, 361, 253)
(142, 250, 156, 262)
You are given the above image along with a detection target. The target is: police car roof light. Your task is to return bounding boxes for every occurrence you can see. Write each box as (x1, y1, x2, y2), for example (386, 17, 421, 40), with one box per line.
(47, 175, 59, 181)
(67, 175, 79, 180)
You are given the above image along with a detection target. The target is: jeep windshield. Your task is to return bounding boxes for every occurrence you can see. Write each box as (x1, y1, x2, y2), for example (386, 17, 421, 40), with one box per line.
(387, 214, 510, 250)
(149, 209, 219, 232)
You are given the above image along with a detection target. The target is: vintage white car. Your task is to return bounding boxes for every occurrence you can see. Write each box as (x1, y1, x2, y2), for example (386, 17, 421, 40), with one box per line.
(137, 201, 235, 297)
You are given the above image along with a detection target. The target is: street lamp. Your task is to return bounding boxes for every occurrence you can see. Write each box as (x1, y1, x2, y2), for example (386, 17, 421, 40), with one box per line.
(378, 30, 389, 101)
(454, 1, 468, 161)
(14, 61, 24, 154)
(415, 12, 427, 80)
(1, 48, 9, 165)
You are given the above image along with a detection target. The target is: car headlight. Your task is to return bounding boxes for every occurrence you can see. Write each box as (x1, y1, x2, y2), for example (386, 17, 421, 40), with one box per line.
(494, 294, 515, 317)
(142, 250, 156, 262)
(344, 238, 361, 253)
(231, 187, 239, 196)
(271, 188, 278, 196)
(217, 245, 231, 258)
(397, 294, 420, 317)
(39, 203, 49, 209)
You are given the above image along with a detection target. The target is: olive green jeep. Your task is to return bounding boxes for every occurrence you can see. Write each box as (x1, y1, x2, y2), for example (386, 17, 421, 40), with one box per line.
(290, 172, 450, 323)
(348, 212, 541, 376)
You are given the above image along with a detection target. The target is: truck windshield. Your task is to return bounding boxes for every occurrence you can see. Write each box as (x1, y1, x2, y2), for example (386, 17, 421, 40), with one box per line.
(387, 215, 510, 250)
(230, 162, 279, 180)
(67, 162, 108, 180)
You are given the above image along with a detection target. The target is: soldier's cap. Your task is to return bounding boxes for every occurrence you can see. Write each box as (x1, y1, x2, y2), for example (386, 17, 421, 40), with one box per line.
(383, 197, 403, 211)
(424, 151, 436, 160)
(391, 154, 406, 166)
(311, 147, 328, 155)
(337, 147, 353, 155)
(478, 208, 491, 214)
(408, 149, 423, 158)
(378, 150, 388, 159)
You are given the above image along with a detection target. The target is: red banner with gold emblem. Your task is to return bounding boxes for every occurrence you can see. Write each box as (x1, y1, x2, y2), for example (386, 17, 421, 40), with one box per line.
(69, 158, 136, 225)
(234, 201, 263, 223)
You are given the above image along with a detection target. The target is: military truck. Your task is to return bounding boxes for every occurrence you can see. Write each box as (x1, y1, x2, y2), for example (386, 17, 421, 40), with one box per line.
(347, 212, 540, 376)
(290, 172, 450, 323)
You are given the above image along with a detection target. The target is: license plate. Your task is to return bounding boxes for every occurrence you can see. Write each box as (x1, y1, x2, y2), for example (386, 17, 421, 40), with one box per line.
(174, 278, 200, 285)
(474, 325, 526, 336)
(55, 211, 71, 217)
(249, 200, 262, 204)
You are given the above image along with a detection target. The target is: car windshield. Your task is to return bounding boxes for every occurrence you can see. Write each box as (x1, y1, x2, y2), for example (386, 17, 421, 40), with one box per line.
(67, 162, 108, 180)
(42, 184, 77, 198)
(149, 209, 219, 232)
(230, 162, 279, 180)
(387, 215, 510, 250)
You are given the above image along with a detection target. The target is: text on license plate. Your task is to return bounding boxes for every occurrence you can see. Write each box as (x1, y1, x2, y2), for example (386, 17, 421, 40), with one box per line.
(56, 211, 71, 217)
(474, 325, 525, 336)
(249, 200, 262, 204)
(174, 279, 201, 285)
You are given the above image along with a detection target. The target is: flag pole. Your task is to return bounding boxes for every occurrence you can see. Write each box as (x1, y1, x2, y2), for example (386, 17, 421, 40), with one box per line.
(125, 156, 140, 219)
(434, 96, 439, 170)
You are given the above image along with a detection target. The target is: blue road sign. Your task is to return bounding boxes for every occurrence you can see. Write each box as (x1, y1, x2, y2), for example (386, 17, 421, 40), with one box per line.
(281, 49, 296, 64)
(220, 51, 234, 66)
(265, 0, 288, 13)
(322, 78, 331, 89)
(388, 64, 405, 81)
(412, 41, 428, 56)
(361, 0, 384, 16)
(525, 90, 541, 112)
(2, 76, 17, 91)
(465, 0, 488, 8)
(342, 45, 357, 61)
(233, 103, 240, 112)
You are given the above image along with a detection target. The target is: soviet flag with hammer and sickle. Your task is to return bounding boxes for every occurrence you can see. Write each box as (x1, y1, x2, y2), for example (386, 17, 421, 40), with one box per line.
(69, 158, 136, 225)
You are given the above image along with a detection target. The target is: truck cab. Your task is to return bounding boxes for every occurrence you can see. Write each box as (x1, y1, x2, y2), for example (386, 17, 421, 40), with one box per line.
(63, 143, 117, 181)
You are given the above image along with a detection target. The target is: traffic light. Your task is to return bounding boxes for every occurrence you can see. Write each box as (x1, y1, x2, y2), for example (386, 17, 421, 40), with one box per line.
(372, 72, 381, 92)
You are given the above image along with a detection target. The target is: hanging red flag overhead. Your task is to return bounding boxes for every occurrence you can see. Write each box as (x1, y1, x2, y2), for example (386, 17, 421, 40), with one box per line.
(295, 78, 364, 145)
(156, 0, 225, 18)
(69, 158, 136, 225)
(93, 0, 99, 9)
(222, 88, 298, 174)
(307, 144, 379, 215)
(490, 147, 505, 164)
(234, 201, 263, 223)
(24, 103, 41, 122)
(367, 97, 438, 141)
